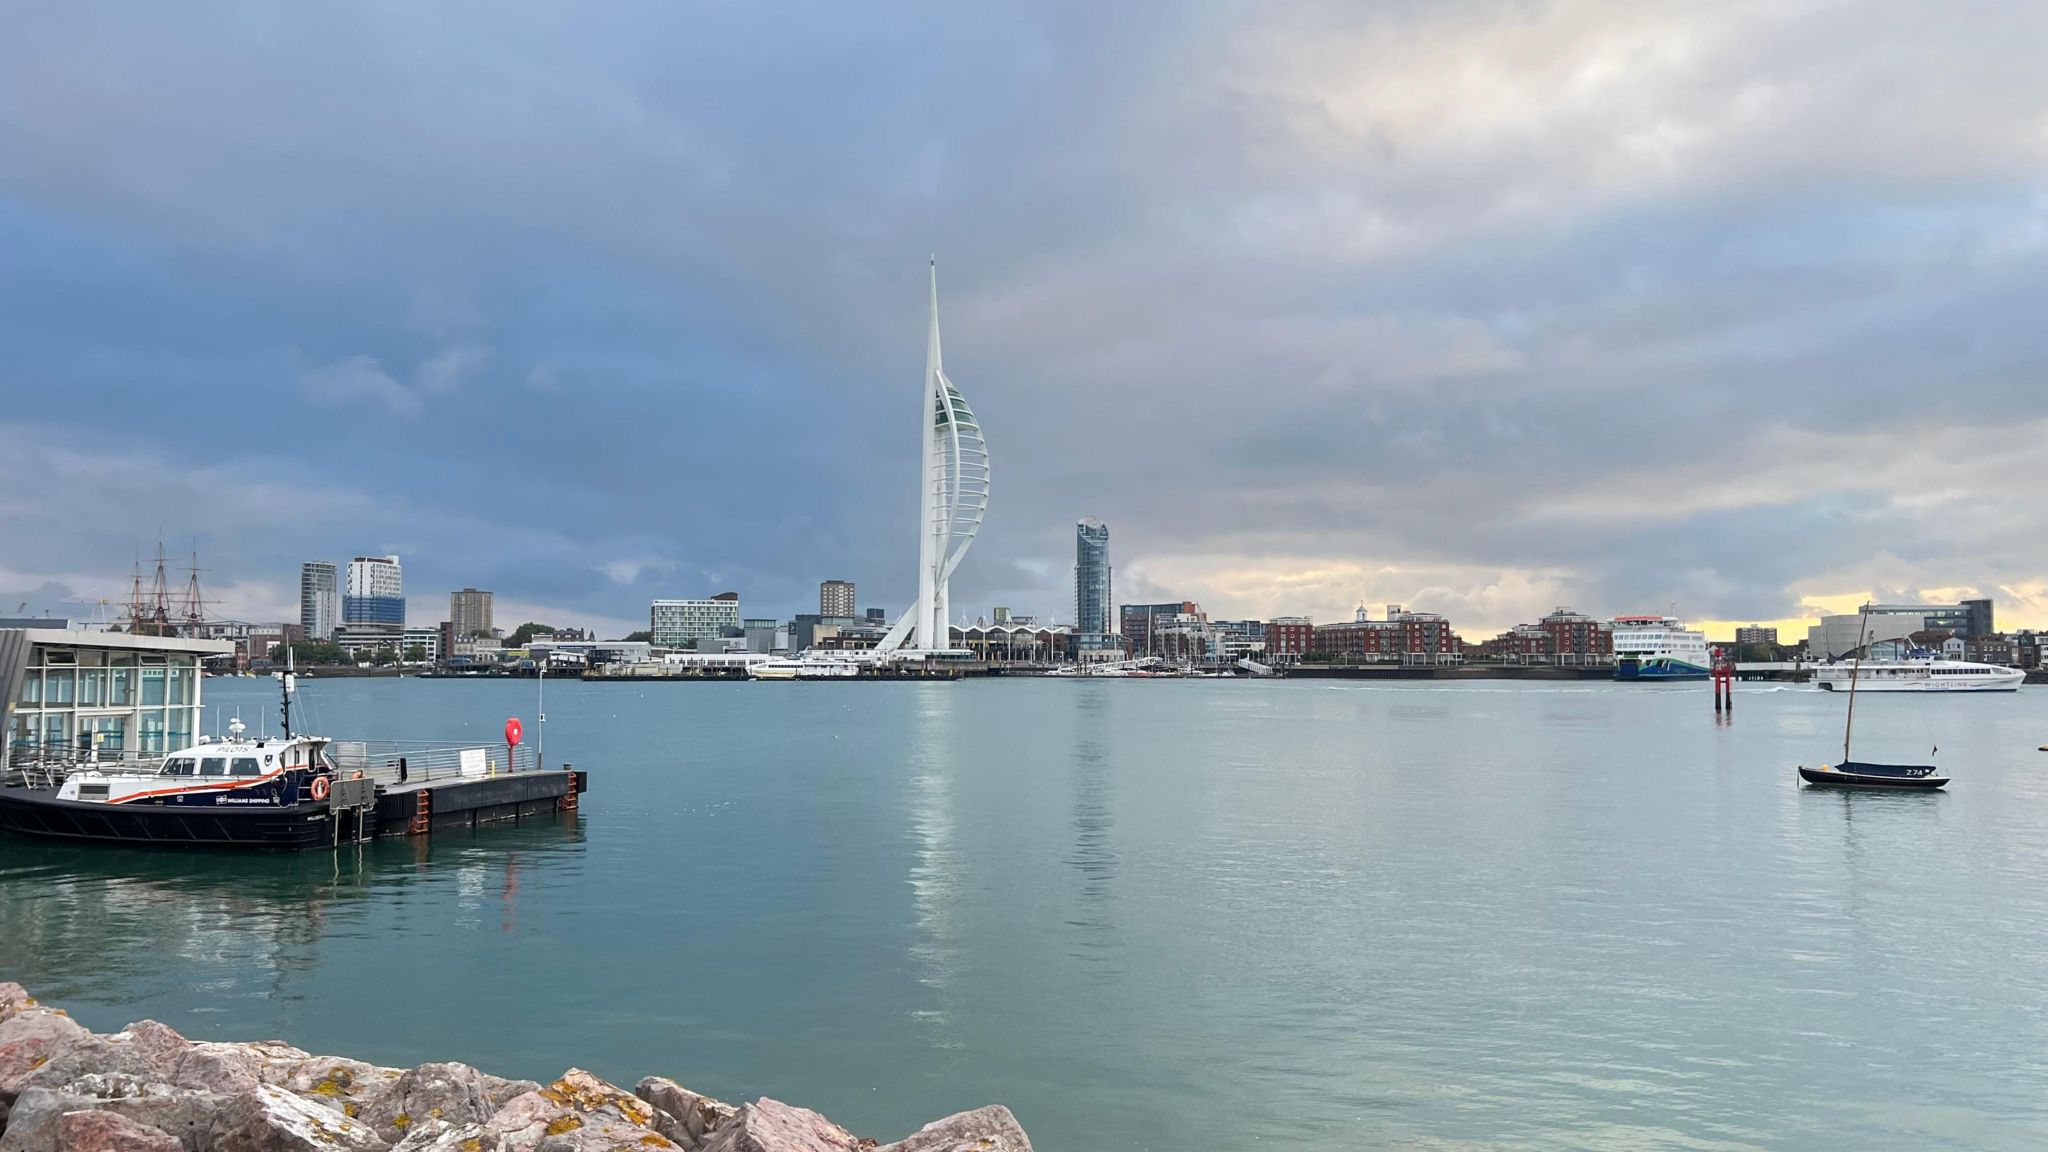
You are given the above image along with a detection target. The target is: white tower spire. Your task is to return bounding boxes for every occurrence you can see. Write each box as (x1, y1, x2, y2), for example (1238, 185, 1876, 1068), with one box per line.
(879, 260, 989, 653)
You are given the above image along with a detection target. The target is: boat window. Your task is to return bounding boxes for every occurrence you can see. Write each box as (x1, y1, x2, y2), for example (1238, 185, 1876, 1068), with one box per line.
(231, 757, 261, 777)
(160, 757, 196, 777)
(199, 757, 227, 778)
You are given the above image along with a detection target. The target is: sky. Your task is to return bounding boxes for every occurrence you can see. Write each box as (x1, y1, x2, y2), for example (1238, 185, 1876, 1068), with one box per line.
(4, 1, 2047, 643)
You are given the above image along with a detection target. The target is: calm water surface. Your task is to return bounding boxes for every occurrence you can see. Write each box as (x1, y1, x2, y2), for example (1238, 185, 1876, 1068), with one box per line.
(5, 677, 2048, 1151)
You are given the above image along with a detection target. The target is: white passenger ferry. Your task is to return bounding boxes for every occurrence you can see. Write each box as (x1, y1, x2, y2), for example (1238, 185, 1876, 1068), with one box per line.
(748, 655, 861, 680)
(1611, 615, 1714, 681)
(1814, 658, 2023, 693)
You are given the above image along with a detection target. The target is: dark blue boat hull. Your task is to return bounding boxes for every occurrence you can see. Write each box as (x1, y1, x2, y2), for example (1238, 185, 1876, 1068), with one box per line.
(1798, 762, 1948, 790)
(0, 786, 351, 848)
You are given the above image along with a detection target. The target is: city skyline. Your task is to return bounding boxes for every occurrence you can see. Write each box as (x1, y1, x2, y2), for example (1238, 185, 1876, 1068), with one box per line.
(5, 5, 2047, 640)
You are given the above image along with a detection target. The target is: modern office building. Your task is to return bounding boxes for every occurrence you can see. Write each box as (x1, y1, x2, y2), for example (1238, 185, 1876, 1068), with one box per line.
(651, 594, 742, 649)
(343, 555, 405, 627)
(299, 562, 339, 641)
(1807, 600, 1996, 659)
(2, 627, 232, 768)
(1075, 518, 1113, 643)
(820, 580, 856, 618)
(742, 618, 779, 654)
(1121, 601, 1198, 654)
(450, 588, 494, 639)
(877, 262, 988, 654)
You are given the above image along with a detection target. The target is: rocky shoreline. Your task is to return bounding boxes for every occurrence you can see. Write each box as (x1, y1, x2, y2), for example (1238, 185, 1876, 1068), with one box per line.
(0, 985, 1029, 1152)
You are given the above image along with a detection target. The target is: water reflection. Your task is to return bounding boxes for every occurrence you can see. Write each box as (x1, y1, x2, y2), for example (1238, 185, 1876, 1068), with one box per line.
(1065, 685, 1120, 973)
(904, 687, 959, 1035)
(0, 818, 584, 1014)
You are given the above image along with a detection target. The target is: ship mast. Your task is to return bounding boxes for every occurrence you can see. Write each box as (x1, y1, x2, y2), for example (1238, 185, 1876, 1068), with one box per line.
(1842, 604, 1870, 764)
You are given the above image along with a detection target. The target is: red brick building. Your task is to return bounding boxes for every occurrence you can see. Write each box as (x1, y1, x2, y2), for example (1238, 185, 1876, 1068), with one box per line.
(1312, 607, 1461, 664)
(1263, 617, 1315, 662)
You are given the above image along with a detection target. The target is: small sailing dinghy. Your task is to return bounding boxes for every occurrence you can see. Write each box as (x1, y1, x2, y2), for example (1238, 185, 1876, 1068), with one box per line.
(1799, 605, 1950, 790)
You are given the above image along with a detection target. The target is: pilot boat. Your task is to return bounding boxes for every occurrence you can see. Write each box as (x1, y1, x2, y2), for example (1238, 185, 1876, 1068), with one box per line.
(0, 656, 370, 847)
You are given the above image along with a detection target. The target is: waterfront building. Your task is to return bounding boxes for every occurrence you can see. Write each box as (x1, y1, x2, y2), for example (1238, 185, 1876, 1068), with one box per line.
(954, 622, 1073, 663)
(1211, 620, 1267, 661)
(1807, 600, 1995, 659)
(451, 588, 494, 639)
(343, 556, 405, 627)
(1313, 606, 1462, 665)
(2, 627, 231, 767)
(1263, 617, 1314, 662)
(651, 594, 742, 649)
(1121, 601, 1199, 655)
(743, 618, 779, 654)
(1965, 634, 2016, 666)
(877, 262, 989, 654)
(299, 562, 339, 641)
(1734, 625, 1779, 648)
(1539, 607, 1612, 665)
(332, 624, 436, 662)
(820, 581, 856, 618)
(1075, 519, 1113, 649)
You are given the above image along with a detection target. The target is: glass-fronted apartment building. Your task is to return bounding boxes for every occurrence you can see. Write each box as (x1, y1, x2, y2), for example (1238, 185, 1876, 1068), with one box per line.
(650, 596, 741, 648)
(1, 629, 233, 771)
(1074, 518, 1113, 641)
(344, 555, 406, 627)
(300, 561, 339, 641)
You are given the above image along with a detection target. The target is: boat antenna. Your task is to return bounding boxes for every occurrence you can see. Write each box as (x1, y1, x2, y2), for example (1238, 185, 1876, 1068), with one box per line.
(280, 644, 296, 740)
(1843, 603, 1870, 764)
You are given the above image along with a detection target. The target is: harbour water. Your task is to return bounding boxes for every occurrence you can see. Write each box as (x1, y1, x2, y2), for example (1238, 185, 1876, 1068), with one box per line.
(5, 677, 2048, 1151)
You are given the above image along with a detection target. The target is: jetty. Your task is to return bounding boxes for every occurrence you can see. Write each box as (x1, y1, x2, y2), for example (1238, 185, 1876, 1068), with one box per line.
(0, 982, 1033, 1152)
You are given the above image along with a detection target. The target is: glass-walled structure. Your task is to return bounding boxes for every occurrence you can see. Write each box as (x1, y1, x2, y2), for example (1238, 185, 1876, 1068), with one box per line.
(1, 629, 232, 771)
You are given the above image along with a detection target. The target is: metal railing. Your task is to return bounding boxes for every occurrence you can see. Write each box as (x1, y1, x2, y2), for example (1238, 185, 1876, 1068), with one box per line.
(326, 740, 539, 786)
(6, 740, 540, 791)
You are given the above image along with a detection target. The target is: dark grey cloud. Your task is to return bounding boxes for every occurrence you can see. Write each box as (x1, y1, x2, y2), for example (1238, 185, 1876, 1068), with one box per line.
(4, 0, 2047, 636)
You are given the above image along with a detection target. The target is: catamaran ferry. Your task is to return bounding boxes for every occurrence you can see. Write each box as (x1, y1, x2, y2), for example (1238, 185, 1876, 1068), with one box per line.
(1814, 658, 2023, 693)
(1611, 615, 1713, 681)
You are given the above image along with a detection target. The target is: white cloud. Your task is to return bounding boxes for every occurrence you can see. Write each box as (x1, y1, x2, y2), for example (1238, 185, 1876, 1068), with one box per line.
(300, 354, 418, 416)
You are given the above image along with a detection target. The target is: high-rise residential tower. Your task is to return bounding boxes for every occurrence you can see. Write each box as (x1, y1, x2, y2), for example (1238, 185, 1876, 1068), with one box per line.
(879, 261, 989, 653)
(1075, 518, 1112, 641)
(343, 555, 405, 627)
(451, 588, 494, 638)
(820, 580, 856, 618)
(299, 562, 339, 641)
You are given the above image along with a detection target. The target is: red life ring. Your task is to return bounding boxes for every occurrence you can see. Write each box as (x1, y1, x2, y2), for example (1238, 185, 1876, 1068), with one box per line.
(311, 776, 331, 801)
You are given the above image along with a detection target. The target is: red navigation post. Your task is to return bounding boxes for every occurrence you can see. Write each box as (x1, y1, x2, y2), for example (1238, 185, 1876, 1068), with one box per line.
(1711, 647, 1734, 715)
(505, 716, 523, 774)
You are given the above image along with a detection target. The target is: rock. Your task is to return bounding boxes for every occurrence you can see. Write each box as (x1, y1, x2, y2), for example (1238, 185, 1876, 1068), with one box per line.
(53, 1110, 183, 1152)
(697, 1100, 860, 1152)
(212, 1085, 388, 1152)
(356, 1064, 510, 1143)
(876, 1107, 1030, 1152)
(0, 1083, 233, 1152)
(486, 1070, 672, 1152)
(268, 1059, 403, 1120)
(388, 1122, 498, 1152)
(0, 1011, 95, 1107)
(0, 985, 38, 1025)
(633, 1080, 735, 1151)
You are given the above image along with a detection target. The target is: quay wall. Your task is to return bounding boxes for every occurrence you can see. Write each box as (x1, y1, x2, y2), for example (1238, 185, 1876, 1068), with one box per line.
(0, 982, 1033, 1152)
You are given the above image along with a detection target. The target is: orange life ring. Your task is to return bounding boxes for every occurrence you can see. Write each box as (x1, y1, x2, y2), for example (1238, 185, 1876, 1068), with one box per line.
(311, 776, 331, 801)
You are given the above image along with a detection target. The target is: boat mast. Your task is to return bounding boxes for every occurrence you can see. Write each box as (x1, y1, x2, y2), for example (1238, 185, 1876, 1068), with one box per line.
(1842, 604, 1869, 763)
(280, 645, 295, 740)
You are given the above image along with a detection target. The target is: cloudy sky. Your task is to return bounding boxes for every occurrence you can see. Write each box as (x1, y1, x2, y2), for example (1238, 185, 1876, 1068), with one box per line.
(4, 0, 2046, 641)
